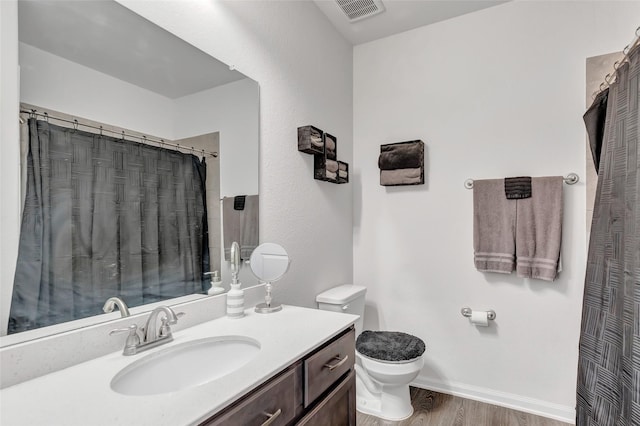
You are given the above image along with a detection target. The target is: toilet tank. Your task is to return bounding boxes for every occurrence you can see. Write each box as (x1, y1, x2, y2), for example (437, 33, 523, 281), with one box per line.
(316, 284, 367, 336)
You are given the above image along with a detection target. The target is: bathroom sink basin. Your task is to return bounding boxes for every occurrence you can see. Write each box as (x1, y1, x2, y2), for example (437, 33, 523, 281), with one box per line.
(110, 336, 261, 396)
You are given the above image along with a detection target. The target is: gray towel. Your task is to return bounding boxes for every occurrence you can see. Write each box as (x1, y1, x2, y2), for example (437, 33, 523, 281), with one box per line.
(515, 176, 563, 281)
(473, 179, 516, 274)
(240, 195, 259, 260)
(378, 141, 423, 170)
(504, 176, 532, 199)
(223, 194, 259, 261)
(380, 167, 422, 186)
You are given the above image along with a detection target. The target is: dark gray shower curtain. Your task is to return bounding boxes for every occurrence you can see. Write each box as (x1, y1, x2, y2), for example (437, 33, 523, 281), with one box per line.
(577, 45, 640, 425)
(8, 119, 209, 334)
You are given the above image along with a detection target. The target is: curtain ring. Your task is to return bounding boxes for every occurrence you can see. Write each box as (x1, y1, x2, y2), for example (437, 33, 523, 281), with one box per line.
(73, 119, 78, 131)
(99, 126, 103, 136)
(191, 146, 195, 154)
(44, 112, 49, 123)
(160, 139, 164, 148)
(636, 26, 639, 37)
(30, 109, 36, 119)
(623, 44, 631, 55)
(121, 130, 125, 140)
(613, 60, 620, 70)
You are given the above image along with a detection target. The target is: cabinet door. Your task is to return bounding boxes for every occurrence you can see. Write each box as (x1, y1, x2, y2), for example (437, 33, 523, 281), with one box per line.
(304, 328, 355, 407)
(201, 363, 303, 426)
(296, 370, 356, 426)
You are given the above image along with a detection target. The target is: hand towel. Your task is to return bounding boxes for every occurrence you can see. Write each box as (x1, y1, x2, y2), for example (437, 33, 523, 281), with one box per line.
(222, 197, 241, 261)
(223, 194, 259, 261)
(380, 167, 422, 186)
(504, 176, 532, 199)
(378, 141, 423, 170)
(239, 194, 259, 260)
(515, 176, 563, 281)
(473, 179, 516, 273)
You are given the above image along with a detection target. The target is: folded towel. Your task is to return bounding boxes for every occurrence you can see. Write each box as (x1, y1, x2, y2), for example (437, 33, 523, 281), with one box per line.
(504, 176, 532, 199)
(325, 170, 337, 180)
(234, 195, 246, 210)
(310, 127, 323, 148)
(473, 179, 516, 274)
(339, 170, 348, 178)
(515, 176, 563, 281)
(378, 141, 423, 170)
(324, 134, 337, 160)
(325, 159, 339, 173)
(380, 167, 422, 186)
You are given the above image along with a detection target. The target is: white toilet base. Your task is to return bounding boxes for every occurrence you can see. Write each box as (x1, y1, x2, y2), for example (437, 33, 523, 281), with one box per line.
(355, 364, 415, 421)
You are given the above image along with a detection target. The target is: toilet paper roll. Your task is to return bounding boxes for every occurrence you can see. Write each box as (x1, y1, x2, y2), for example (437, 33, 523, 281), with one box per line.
(470, 310, 489, 326)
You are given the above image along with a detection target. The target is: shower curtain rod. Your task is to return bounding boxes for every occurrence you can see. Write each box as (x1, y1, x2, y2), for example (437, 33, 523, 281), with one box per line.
(463, 173, 579, 189)
(19, 109, 218, 158)
(593, 26, 640, 98)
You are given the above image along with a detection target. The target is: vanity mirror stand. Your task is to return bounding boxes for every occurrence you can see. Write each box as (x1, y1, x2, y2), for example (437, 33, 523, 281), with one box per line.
(249, 243, 291, 314)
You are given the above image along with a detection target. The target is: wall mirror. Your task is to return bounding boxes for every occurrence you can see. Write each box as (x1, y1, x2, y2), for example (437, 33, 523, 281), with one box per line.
(1, 0, 259, 345)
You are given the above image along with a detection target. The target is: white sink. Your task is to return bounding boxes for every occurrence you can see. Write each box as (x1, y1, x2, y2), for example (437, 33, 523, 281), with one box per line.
(110, 336, 261, 396)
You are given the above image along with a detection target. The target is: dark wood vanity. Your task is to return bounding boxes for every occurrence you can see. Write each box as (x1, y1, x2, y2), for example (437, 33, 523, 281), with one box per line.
(201, 327, 356, 426)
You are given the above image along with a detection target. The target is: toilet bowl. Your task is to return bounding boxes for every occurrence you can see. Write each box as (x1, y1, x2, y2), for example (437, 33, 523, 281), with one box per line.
(316, 284, 426, 421)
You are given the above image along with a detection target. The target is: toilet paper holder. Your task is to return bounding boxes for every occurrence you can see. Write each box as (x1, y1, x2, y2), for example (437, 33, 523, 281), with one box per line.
(460, 307, 496, 321)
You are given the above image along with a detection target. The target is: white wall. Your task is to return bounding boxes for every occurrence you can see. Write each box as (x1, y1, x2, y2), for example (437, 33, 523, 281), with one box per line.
(119, 0, 354, 307)
(173, 78, 259, 198)
(353, 1, 640, 422)
(19, 43, 175, 139)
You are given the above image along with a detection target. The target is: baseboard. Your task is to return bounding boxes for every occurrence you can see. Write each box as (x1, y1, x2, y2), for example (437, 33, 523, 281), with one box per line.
(411, 376, 575, 424)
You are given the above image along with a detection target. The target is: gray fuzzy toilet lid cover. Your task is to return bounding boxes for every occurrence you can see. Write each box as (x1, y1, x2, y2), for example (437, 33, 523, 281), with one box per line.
(356, 330, 426, 362)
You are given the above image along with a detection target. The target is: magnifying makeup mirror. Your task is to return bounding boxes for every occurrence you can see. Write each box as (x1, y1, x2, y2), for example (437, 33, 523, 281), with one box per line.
(249, 243, 290, 313)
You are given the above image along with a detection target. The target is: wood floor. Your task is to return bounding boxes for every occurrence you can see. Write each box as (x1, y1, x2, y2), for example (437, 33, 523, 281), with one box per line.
(356, 387, 571, 426)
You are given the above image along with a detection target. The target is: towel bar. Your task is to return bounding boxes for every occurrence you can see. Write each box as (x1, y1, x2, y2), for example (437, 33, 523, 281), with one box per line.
(460, 307, 496, 320)
(464, 173, 579, 189)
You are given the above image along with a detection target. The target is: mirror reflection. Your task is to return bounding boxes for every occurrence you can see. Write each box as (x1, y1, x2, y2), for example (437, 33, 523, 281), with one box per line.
(2, 0, 259, 341)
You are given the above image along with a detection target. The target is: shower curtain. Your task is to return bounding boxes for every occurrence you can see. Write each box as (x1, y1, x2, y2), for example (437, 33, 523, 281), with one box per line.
(577, 45, 640, 425)
(8, 119, 209, 334)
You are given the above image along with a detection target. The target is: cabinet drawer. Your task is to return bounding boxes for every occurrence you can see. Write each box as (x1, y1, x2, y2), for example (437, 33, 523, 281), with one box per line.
(304, 328, 355, 407)
(201, 363, 303, 426)
(297, 370, 356, 426)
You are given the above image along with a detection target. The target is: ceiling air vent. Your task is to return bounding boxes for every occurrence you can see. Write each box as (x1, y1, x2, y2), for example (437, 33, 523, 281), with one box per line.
(336, 0, 385, 22)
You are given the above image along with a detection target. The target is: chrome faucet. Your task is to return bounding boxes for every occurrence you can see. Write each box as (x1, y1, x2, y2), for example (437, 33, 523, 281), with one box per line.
(103, 297, 130, 317)
(110, 306, 184, 356)
(143, 306, 181, 343)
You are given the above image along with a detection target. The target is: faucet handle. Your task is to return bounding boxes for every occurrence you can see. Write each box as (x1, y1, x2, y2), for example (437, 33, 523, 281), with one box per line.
(159, 312, 185, 338)
(110, 324, 141, 356)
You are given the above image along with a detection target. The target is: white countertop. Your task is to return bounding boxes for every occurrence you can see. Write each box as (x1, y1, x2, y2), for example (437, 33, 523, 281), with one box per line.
(0, 305, 357, 426)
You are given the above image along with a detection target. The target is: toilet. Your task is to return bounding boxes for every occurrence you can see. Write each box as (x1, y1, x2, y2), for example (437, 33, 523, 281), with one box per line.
(316, 284, 425, 421)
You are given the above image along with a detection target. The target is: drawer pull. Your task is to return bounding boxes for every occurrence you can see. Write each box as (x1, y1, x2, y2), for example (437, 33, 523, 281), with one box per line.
(323, 355, 349, 371)
(260, 408, 282, 426)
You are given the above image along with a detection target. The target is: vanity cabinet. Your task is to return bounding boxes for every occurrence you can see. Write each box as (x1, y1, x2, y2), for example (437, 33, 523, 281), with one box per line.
(200, 327, 355, 426)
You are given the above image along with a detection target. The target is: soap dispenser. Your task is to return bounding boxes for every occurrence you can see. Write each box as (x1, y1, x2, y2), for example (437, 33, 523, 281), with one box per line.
(205, 271, 224, 295)
(226, 242, 245, 318)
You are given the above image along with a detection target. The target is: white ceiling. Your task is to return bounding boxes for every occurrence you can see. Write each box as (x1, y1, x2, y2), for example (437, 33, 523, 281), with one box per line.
(313, 0, 509, 45)
(18, 0, 247, 99)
